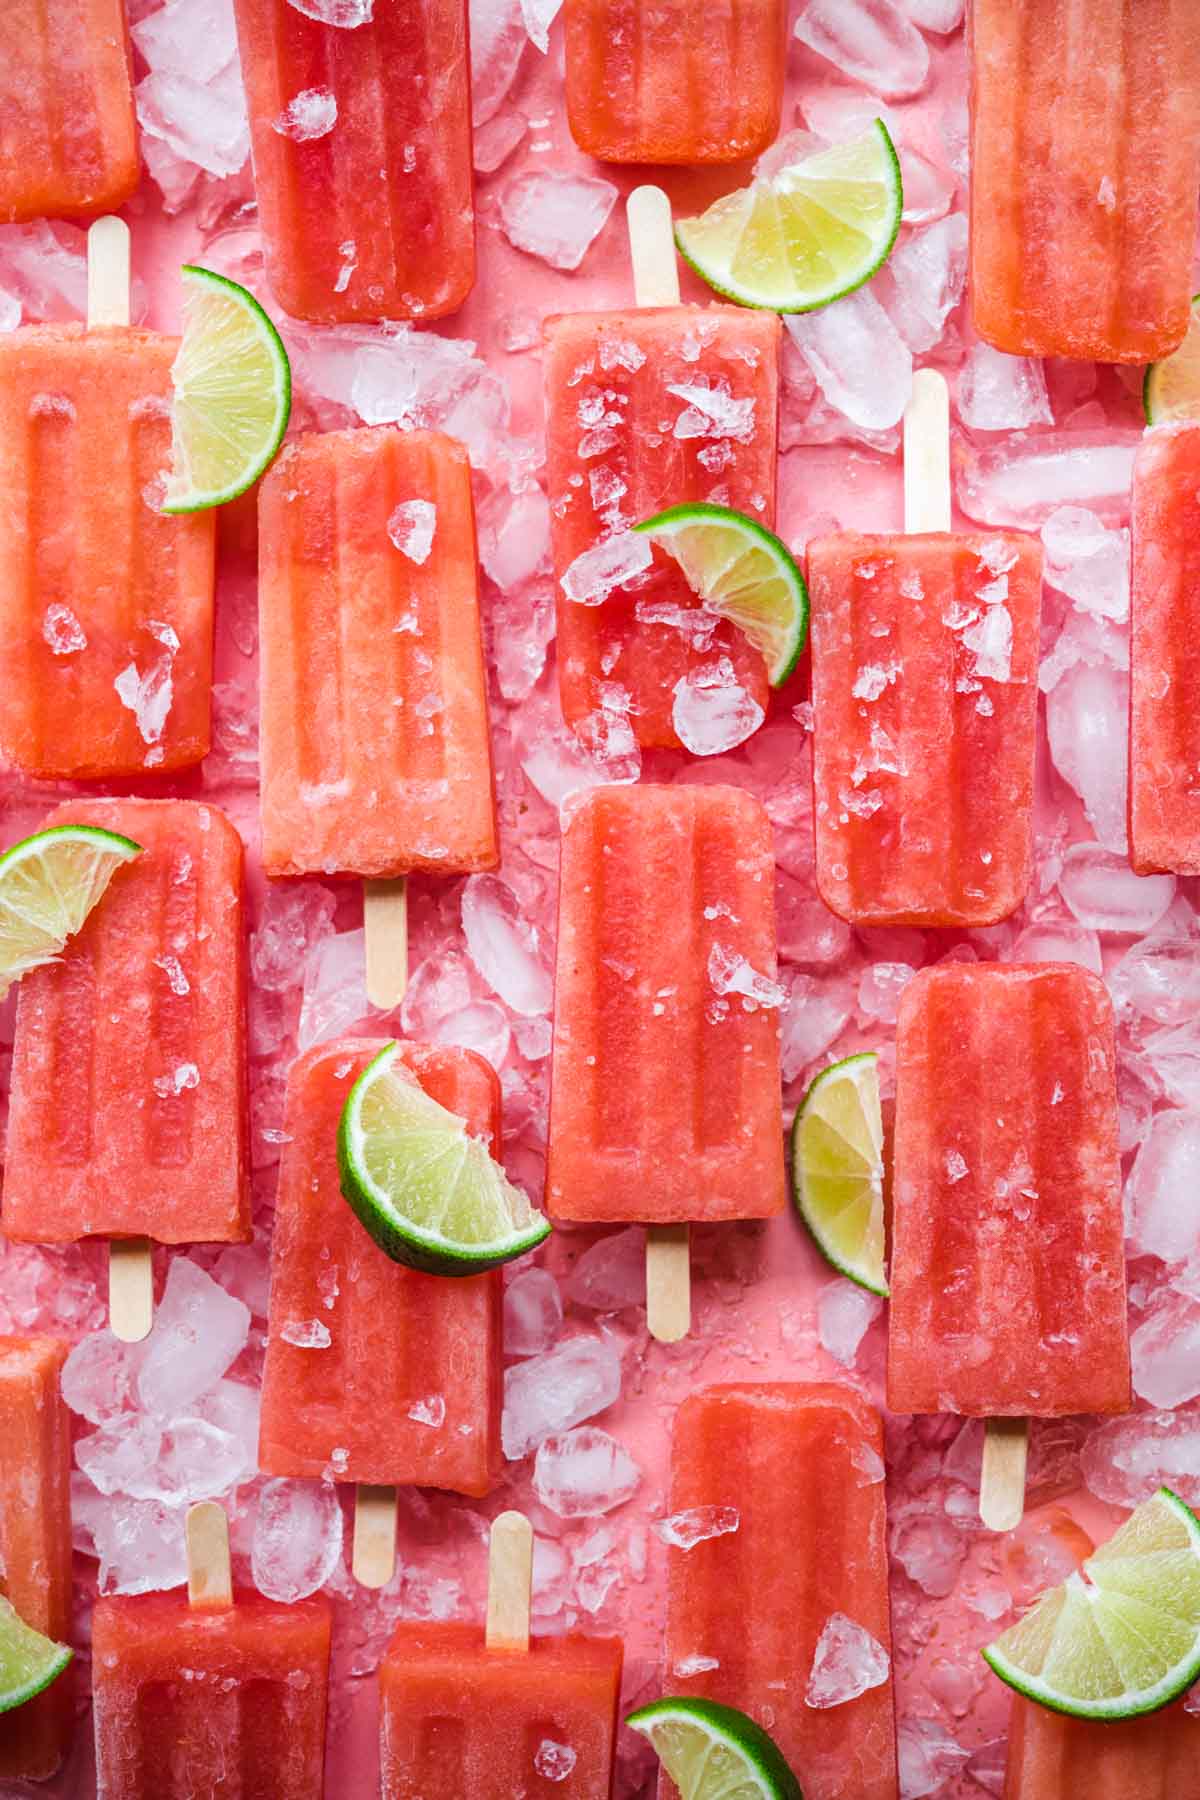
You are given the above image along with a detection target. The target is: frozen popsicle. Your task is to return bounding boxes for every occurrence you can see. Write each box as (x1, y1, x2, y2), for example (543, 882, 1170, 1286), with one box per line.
(888, 962, 1130, 1528)
(546, 781, 785, 1342)
(661, 1382, 897, 1800)
(1003, 1694, 1200, 1798)
(0, 217, 216, 780)
(0, 1337, 73, 1783)
(545, 186, 780, 751)
(380, 1510, 622, 1798)
(258, 422, 497, 1006)
(970, 0, 1200, 362)
(231, 0, 474, 323)
(0, 0, 137, 223)
(564, 0, 785, 163)
(258, 1038, 503, 1586)
(1129, 423, 1200, 875)
(93, 1502, 332, 1800)
(2, 797, 249, 1340)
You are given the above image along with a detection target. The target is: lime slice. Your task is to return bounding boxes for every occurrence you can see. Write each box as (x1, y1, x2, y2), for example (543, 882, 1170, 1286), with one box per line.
(634, 504, 809, 685)
(627, 1698, 803, 1800)
(0, 1595, 72, 1715)
(1144, 294, 1200, 424)
(161, 266, 291, 513)
(0, 824, 142, 1002)
(791, 1052, 887, 1297)
(337, 1041, 551, 1274)
(984, 1487, 1200, 1720)
(675, 122, 903, 313)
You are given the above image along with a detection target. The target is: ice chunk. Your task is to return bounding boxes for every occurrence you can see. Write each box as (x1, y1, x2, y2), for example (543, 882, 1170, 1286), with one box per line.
(502, 1335, 622, 1459)
(878, 214, 968, 354)
(957, 343, 1052, 431)
(654, 1506, 740, 1550)
(298, 927, 371, 1051)
(532, 1427, 641, 1517)
(794, 0, 929, 99)
(498, 171, 618, 271)
(534, 1741, 577, 1782)
(898, 0, 962, 28)
(76, 1487, 190, 1595)
(1009, 920, 1101, 976)
(131, 0, 240, 85)
(708, 943, 786, 1010)
(387, 498, 437, 564)
(1041, 506, 1129, 622)
(470, 0, 526, 125)
(805, 1613, 891, 1708)
(520, 0, 562, 51)
(251, 881, 338, 992)
(287, 0, 374, 21)
(478, 485, 551, 591)
(42, 603, 87, 655)
(819, 1281, 882, 1367)
(780, 972, 855, 1083)
(1131, 1290, 1200, 1409)
(1045, 662, 1129, 853)
(1082, 1410, 1200, 1509)
(785, 288, 912, 431)
(114, 656, 173, 747)
(474, 109, 527, 174)
(561, 531, 653, 604)
(672, 659, 765, 755)
(858, 961, 915, 1024)
(566, 1228, 647, 1312)
(1127, 1111, 1200, 1268)
(504, 1267, 564, 1356)
(893, 1511, 965, 1598)
(665, 376, 756, 443)
(957, 431, 1141, 530)
(272, 87, 337, 139)
(62, 1331, 143, 1425)
(253, 1478, 344, 1601)
(135, 55, 250, 181)
(461, 874, 553, 1015)
(897, 1718, 970, 1797)
(77, 1414, 253, 1506)
(1057, 843, 1174, 936)
(136, 1258, 252, 1417)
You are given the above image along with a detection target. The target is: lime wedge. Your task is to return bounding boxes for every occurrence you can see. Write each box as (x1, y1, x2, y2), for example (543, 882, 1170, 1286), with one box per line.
(337, 1041, 551, 1274)
(627, 1698, 803, 1800)
(675, 121, 903, 313)
(0, 1595, 72, 1715)
(1144, 294, 1200, 424)
(634, 504, 809, 685)
(0, 824, 142, 1001)
(984, 1488, 1200, 1720)
(161, 266, 291, 513)
(791, 1052, 887, 1297)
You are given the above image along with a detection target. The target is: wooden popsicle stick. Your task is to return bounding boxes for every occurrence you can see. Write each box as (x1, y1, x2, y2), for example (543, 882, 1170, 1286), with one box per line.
(109, 1239, 154, 1343)
(87, 215, 131, 329)
(485, 1510, 533, 1652)
(364, 878, 408, 1009)
(979, 1418, 1029, 1532)
(186, 1501, 233, 1609)
(646, 1225, 691, 1344)
(903, 367, 952, 535)
(352, 1484, 398, 1588)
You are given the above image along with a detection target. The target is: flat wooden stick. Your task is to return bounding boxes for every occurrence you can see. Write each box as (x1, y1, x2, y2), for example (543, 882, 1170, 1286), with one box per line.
(87, 215, 130, 329)
(903, 367, 951, 534)
(352, 1484, 398, 1588)
(627, 185, 681, 308)
(186, 1501, 233, 1609)
(485, 1510, 533, 1652)
(109, 1239, 154, 1343)
(979, 1418, 1029, 1532)
(646, 1225, 691, 1343)
(364, 878, 408, 1008)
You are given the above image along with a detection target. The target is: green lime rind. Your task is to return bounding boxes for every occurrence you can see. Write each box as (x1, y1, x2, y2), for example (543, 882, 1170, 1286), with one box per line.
(983, 1487, 1200, 1721)
(161, 265, 292, 514)
(627, 1697, 805, 1800)
(634, 502, 809, 686)
(0, 1596, 73, 1716)
(0, 824, 142, 1001)
(675, 120, 903, 315)
(1143, 293, 1200, 425)
(337, 1041, 552, 1275)
(790, 1051, 889, 1298)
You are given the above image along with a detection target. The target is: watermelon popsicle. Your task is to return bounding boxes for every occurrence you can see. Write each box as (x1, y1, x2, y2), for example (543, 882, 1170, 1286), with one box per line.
(546, 783, 786, 1343)
(888, 963, 1130, 1530)
(807, 370, 1043, 926)
(1129, 424, 1200, 874)
(0, 217, 216, 780)
(380, 1511, 622, 1798)
(0, 0, 137, 223)
(660, 1383, 897, 1800)
(1003, 1694, 1200, 1797)
(258, 1039, 503, 1587)
(564, 0, 785, 162)
(258, 423, 497, 1009)
(1, 798, 250, 1342)
(970, 0, 1200, 362)
(231, 0, 474, 322)
(545, 185, 780, 751)
(93, 1502, 332, 1799)
(0, 1338, 74, 1783)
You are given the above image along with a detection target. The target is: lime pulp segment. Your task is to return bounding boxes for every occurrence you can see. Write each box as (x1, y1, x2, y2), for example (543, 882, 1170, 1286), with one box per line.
(0, 1596, 72, 1716)
(1144, 293, 1200, 424)
(0, 824, 142, 1001)
(627, 1697, 804, 1800)
(791, 1051, 888, 1297)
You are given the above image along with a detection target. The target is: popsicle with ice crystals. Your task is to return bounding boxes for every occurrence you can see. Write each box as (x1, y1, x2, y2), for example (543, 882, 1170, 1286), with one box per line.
(888, 962, 1130, 1528)
(380, 1512, 622, 1798)
(0, 1338, 73, 1782)
(661, 1383, 897, 1800)
(807, 369, 1043, 926)
(546, 782, 786, 1341)
(970, 0, 1200, 362)
(544, 186, 780, 751)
